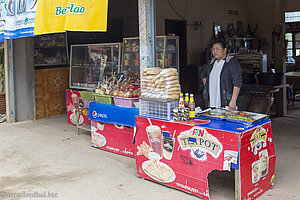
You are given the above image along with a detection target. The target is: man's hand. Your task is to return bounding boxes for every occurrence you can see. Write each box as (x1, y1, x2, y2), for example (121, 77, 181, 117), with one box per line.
(228, 86, 240, 111)
(228, 101, 237, 111)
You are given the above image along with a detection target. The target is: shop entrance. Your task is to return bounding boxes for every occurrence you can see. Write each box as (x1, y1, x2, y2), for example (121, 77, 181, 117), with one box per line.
(165, 19, 187, 69)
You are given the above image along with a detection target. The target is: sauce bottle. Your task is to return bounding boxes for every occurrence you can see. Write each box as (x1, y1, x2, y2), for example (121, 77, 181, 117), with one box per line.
(189, 94, 195, 120)
(184, 93, 189, 108)
(179, 93, 184, 109)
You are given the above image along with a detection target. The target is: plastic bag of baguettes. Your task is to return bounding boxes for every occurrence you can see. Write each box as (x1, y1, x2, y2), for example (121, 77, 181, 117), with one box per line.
(141, 67, 180, 100)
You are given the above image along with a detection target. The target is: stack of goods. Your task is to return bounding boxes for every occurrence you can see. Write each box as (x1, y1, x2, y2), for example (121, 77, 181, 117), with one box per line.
(95, 73, 141, 98)
(173, 93, 195, 121)
(94, 73, 140, 105)
(141, 68, 180, 100)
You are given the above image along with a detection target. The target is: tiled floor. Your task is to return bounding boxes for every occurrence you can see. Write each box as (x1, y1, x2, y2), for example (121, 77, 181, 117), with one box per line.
(287, 101, 300, 118)
(35, 67, 69, 119)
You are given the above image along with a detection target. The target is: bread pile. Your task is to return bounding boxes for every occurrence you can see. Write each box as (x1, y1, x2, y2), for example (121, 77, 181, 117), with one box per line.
(141, 67, 180, 100)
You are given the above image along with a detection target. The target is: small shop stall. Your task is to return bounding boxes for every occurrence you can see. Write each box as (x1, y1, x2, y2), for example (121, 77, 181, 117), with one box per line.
(66, 36, 178, 126)
(66, 72, 140, 157)
(88, 102, 139, 158)
(135, 109, 276, 200)
(66, 42, 123, 126)
(65, 41, 141, 156)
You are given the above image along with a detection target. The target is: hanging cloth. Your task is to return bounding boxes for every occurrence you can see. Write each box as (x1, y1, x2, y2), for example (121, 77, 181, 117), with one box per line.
(34, 0, 109, 35)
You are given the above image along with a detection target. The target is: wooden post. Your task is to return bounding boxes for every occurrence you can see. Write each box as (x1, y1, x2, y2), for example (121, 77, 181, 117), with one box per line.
(235, 169, 241, 200)
(273, 0, 287, 117)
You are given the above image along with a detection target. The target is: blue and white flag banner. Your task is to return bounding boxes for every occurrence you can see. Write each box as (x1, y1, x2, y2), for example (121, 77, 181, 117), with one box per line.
(0, 0, 37, 42)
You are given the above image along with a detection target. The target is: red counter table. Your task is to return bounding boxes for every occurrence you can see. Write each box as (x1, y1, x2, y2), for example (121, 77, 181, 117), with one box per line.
(135, 116, 276, 200)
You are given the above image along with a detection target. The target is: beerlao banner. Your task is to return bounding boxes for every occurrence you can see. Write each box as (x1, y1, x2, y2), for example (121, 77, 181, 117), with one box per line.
(34, 0, 108, 35)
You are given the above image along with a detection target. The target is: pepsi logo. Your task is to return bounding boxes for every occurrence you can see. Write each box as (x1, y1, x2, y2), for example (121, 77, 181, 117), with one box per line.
(92, 111, 97, 118)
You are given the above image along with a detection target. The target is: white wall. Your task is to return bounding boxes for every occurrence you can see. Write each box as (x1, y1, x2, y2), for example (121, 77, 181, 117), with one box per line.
(156, 0, 249, 64)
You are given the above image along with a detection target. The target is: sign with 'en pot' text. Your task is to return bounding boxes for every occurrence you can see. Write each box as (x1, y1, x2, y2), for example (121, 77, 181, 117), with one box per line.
(34, 0, 108, 35)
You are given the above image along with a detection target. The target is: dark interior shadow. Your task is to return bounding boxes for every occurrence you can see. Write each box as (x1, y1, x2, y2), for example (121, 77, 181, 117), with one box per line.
(208, 170, 235, 199)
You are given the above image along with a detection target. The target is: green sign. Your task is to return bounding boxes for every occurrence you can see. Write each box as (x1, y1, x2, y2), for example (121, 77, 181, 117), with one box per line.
(55, 3, 86, 16)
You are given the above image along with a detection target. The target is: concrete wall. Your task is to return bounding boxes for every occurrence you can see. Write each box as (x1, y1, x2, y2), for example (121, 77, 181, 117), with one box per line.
(109, 0, 287, 65)
(154, 0, 300, 66)
(247, 0, 273, 65)
(13, 38, 35, 121)
(156, 0, 249, 64)
(247, 0, 300, 66)
(286, 0, 300, 12)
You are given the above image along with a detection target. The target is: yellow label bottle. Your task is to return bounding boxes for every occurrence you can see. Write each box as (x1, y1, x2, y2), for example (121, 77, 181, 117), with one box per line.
(189, 94, 195, 120)
(179, 93, 184, 109)
(184, 93, 189, 108)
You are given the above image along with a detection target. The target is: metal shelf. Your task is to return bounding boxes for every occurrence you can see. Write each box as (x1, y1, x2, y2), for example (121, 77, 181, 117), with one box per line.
(35, 63, 67, 67)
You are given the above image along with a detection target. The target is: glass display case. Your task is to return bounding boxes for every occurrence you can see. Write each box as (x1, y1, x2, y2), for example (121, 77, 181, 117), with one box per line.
(122, 36, 179, 73)
(122, 37, 140, 74)
(34, 33, 68, 67)
(156, 36, 179, 69)
(69, 43, 122, 90)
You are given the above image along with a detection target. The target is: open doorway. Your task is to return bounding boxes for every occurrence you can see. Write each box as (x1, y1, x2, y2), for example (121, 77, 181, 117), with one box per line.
(165, 19, 189, 97)
(165, 19, 187, 69)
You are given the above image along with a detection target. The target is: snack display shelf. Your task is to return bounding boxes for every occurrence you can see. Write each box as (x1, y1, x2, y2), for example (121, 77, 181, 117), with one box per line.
(34, 33, 68, 67)
(70, 43, 122, 90)
(122, 36, 179, 71)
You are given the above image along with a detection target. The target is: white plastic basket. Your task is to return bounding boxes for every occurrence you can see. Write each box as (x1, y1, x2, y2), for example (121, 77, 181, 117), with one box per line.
(139, 99, 178, 120)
